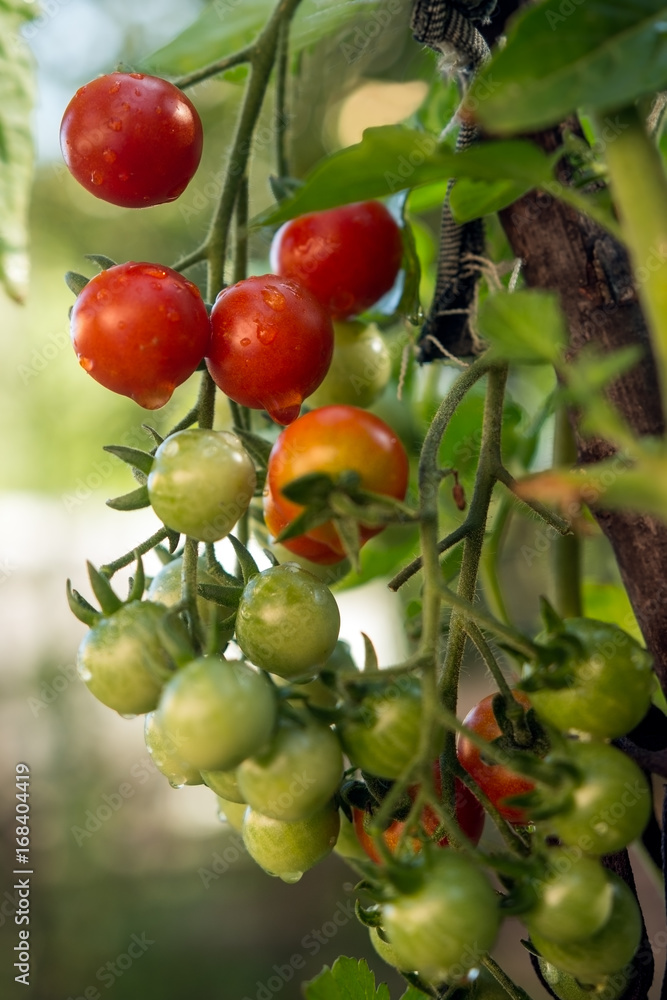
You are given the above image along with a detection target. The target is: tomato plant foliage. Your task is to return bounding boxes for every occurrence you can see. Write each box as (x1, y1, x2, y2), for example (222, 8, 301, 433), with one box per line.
(16, 0, 667, 997)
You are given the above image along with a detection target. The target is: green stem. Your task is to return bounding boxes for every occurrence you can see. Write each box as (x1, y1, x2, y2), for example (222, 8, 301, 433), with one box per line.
(598, 104, 667, 418)
(552, 406, 581, 618)
(439, 583, 539, 660)
(274, 21, 290, 178)
(174, 47, 253, 90)
(167, 402, 200, 436)
(197, 370, 217, 431)
(388, 520, 471, 592)
(464, 621, 514, 702)
(479, 496, 512, 624)
(481, 956, 534, 1000)
(233, 174, 250, 285)
(100, 528, 168, 577)
(182, 537, 203, 649)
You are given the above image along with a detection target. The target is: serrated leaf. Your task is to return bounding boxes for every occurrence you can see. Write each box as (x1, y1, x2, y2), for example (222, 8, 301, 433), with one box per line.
(450, 177, 531, 224)
(141, 0, 391, 79)
(103, 444, 155, 477)
(477, 0, 667, 134)
(304, 957, 391, 1000)
(256, 129, 554, 225)
(477, 290, 567, 364)
(0, 11, 35, 302)
(106, 484, 151, 511)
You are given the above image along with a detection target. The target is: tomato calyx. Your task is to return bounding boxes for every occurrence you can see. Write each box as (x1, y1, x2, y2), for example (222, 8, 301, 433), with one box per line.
(67, 556, 147, 626)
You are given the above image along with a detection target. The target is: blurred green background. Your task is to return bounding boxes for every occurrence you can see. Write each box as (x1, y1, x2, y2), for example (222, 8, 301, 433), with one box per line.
(1, 2, 664, 999)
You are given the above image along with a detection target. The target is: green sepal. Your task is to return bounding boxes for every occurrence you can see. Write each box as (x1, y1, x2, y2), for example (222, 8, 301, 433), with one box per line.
(103, 444, 155, 477)
(539, 596, 563, 635)
(273, 504, 334, 542)
(66, 580, 100, 627)
(204, 543, 241, 585)
(262, 547, 280, 567)
(333, 517, 362, 572)
(225, 532, 259, 583)
(205, 607, 236, 656)
(106, 484, 150, 511)
(164, 528, 180, 553)
(232, 428, 273, 469)
(142, 424, 164, 448)
(354, 900, 383, 929)
(86, 561, 123, 616)
(197, 583, 244, 608)
(499, 879, 538, 917)
(384, 857, 427, 898)
(268, 174, 304, 203)
(361, 633, 379, 673)
(126, 555, 146, 604)
(280, 471, 339, 506)
(84, 253, 117, 271)
(157, 610, 196, 668)
(65, 271, 89, 296)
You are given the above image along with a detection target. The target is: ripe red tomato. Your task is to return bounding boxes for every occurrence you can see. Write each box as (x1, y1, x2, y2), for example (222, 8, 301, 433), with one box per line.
(206, 275, 334, 425)
(353, 765, 484, 863)
(60, 72, 203, 208)
(270, 201, 403, 318)
(456, 691, 535, 825)
(264, 405, 409, 557)
(70, 261, 211, 409)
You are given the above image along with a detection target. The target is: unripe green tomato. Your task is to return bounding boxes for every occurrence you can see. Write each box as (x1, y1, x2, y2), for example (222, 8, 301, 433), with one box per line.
(538, 958, 630, 1000)
(369, 927, 400, 968)
(306, 320, 391, 409)
(201, 767, 245, 803)
(144, 710, 203, 787)
(382, 852, 500, 982)
(333, 810, 368, 863)
(157, 656, 277, 770)
(237, 714, 343, 821)
(524, 849, 614, 944)
(147, 555, 230, 626)
(546, 741, 652, 856)
(216, 797, 248, 832)
(530, 875, 641, 980)
(242, 801, 340, 882)
(78, 600, 171, 715)
(235, 563, 340, 679)
(525, 618, 654, 739)
(147, 428, 256, 543)
(337, 677, 422, 779)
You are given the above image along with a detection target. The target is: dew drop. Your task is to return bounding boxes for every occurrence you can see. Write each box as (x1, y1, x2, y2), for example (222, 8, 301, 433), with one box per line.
(166, 310, 180, 323)
(240, 337, 251, 347)
(122, 102, 131, 111)
(261, 285, 286, 311)
(257, 327, 276, 345)
(145, 267, 167, 279)
(90, 170, 104, 186)
(120, 713, 138, 721)
(107, 119, 122, 132)
(96, 289, 109, 301)
(279, 871, 303, 884)
(108, 81, 121, 95)
(118, 172, 129, 182)
(79, 357, 94, 373)
(168, 780, 185, 789)
(78, 665, 93, 681)
(102, 148, 117, 164)
(155, 106, 163, 115)
(265, 392, 302, 425)
(130, 73, 145, 80)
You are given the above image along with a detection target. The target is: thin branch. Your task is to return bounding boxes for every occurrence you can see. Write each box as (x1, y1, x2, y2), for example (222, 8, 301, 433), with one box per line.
(173, 47, 253, 90)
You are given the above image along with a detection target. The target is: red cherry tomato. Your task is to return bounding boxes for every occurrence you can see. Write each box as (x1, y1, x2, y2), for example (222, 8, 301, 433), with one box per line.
(70, 261, 211, 409)
(353, 764, 484, 864)
(456, 691, 535, 825)
(206, 275, 334, 425)
(264, 405, 410, 556)
(270, 201, 403, 319)
(60, 72, 203, 208)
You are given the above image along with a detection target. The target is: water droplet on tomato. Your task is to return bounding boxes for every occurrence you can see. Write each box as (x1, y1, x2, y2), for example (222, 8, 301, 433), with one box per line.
(265, 391, 302, 425)
(240, 337, 251, 347)
(118, 172, 129, 182)
(122, 102, 131, 111)
(168, 780, 184, 789)
(155, 106, 163, 115)
(166, 310, 180, 323)
(145, 267, 167, 279)
(96, 289, 109, 301)
(102, 149, 116, 164)
(135, 384, 174, 409)
(78, 665, 93, 681)
(91, 170, 104, 186)
(107, 119, 122, 132)
(257, 327, 276, 345)
(279, 871, 303, 884)
(130, 73, 144, 80)
(261, 285, 286, 311)
(120, 713, 138, 721)
(108, 81, 121, 95)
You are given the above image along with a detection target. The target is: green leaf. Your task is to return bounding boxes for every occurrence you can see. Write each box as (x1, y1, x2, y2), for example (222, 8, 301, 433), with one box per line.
(477, 0, 667, 134)
(400, 989, 432, 1000)
(141, 0, 391, 79)
(304, 957, 391, 1000)
(0, 14, 36, 302)
(103, 444, 155, 477)
(450, 177, 532, 223)
(477, 290, 567, 364)
(582, 581, 641, 642)
(256, 128, 553, 225)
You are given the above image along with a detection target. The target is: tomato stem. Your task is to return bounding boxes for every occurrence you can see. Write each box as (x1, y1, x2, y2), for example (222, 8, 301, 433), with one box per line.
(99, 527, 169, 578)
(552, 406, 582, 618)
(481, 955, 534, 1000)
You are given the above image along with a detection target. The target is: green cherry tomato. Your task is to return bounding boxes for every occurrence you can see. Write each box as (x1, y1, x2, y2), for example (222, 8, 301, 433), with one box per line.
(307, 320, 391, 409)
(369, 927, 400, 968)
(382, 852, 501, 982)
(157, 656, 277, 771)
(201, 767, 245, 804)
(524, 618, 654, 739)
(234, 564, 340, 680)
(147, 429, 256, 543)
(530, 874, 641, 980)
(524, 849, 614, 945)
(337, 676, 422, 779)
(77, 600, 172, 716)
(333, 809, 369, 863)
(144, 710, 203, 787)
(538, 958, 630, 1000)
(147, 555, 231, 626)
(236, 713, 343, 821)
(216, 797, 248, 832)
(241, 801, 340, 882)
(545, 740, 652, 856)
